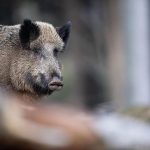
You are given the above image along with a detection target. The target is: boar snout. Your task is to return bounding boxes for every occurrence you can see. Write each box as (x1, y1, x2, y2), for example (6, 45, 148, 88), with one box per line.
(49, 76, 63, 91)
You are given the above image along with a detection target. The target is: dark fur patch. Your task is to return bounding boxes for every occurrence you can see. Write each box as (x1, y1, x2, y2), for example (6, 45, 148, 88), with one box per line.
(26, 73, 53, 95)
(19, 19, 40, 49)
(32, 47, 46, 59)
(56, 21, 72, 45)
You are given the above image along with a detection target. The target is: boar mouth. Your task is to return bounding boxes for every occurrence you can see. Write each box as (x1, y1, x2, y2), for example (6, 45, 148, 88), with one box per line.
(32, 83, 53, 95)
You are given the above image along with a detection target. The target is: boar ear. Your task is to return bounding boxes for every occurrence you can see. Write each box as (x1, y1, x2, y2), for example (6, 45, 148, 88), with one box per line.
(56, 21, 72, 45)
(19, 19, 40, 49)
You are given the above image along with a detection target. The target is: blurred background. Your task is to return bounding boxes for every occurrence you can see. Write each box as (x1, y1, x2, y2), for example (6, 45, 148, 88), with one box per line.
(0, 0, 150, 111)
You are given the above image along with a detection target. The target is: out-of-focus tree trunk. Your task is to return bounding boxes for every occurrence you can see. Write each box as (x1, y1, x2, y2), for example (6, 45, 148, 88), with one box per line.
(105, 0, 125, 109)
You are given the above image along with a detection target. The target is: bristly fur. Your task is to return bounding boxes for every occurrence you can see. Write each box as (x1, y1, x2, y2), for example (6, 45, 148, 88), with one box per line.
(19, 19, 40, 49)
(56, 21, 72, 45)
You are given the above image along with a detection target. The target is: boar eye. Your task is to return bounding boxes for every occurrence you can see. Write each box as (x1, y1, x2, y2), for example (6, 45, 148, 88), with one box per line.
(53, 48, 59, 57)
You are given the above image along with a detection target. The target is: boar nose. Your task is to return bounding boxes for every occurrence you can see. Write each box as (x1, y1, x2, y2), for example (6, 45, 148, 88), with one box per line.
(49, 76, 63, 91)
